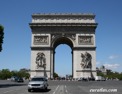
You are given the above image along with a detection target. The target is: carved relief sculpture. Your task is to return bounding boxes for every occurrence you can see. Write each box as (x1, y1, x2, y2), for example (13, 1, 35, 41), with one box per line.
(78, 36, 93, 45)
(68, 34, 76, 41)
(51, 34, 76, 42)
(36, 52, 46, 69)
(34, 36, 48, 45)
(80, 52, 92, 69)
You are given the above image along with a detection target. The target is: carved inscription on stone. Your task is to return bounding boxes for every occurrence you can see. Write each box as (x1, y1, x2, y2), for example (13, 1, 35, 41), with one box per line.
(34, 36, 49, 45)
(78, 36, 93, 45)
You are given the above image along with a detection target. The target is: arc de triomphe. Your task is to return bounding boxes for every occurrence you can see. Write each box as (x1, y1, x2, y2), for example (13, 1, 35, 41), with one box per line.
(29, 13, 98, 79)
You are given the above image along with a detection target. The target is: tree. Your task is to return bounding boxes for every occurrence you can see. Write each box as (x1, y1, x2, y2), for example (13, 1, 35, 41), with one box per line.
(11, 70, 18, 77)
(0, 25, 4, 52)
(53, 72, 59, 78)
(0, 68, 30, 80)
(18, 68, 30, 79)
(0, 69, 11, 79)
(97, 72, 104, 76)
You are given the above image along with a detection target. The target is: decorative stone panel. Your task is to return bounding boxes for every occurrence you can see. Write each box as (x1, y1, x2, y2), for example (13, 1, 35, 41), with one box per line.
(78, 36, 93, 45)
(34, 36, 49, 45)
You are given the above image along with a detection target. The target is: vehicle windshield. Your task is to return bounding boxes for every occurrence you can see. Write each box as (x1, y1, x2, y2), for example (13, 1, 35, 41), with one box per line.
(31, 78, 44, 81)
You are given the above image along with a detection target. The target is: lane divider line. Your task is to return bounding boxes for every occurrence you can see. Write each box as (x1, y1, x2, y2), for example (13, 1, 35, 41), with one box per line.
(53, 85, 59, 94)
(65, 85, 68, 93)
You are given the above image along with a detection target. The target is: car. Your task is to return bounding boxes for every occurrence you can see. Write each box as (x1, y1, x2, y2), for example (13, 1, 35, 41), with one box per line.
(28, 76, 48, 92)
(17, 77, 24, 82)
(11, 76, 18, 82)
(78, 77, 88, 81)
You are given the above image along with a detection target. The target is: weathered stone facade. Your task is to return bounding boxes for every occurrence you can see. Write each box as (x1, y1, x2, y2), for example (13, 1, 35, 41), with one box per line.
(29, 13, 98, 79)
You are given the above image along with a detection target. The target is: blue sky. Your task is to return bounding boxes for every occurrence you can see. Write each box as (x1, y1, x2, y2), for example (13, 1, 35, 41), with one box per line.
(0, 0, 122, 76)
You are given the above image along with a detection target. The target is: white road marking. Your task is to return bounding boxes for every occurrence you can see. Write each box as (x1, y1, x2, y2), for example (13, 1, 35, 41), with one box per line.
(66, 89, 68, 93)
(65, 85, 68, 93)
(53, 85, 59, 94)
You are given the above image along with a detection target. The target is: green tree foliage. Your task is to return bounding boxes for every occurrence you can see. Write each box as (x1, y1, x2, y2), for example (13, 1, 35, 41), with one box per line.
(0, 69, 11, 79)
(97, 72, 106, 77)
(97, 69, 122, 80)
(0, 68, 30, 80)
(53, 72, 59, 78)
(17, 69, 30, 79)
(11, 70, 18, 77)
(0, 25, 4, 52)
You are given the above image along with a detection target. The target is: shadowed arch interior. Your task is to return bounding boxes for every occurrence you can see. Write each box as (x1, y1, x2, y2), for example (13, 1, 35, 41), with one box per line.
(53, 37, 73, 49)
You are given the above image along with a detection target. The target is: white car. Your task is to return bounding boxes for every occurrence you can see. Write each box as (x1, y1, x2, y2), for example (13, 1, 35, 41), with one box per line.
(28, 76, 48, 92)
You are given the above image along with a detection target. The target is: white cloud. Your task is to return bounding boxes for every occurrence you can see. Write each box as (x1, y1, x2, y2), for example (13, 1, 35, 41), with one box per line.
(108, 55, 119, 60)
(96, 61, 101, 65)
(104, 63, 120, 69)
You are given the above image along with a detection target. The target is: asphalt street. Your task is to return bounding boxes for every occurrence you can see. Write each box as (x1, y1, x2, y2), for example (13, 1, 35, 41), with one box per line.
(0, 80, 122, 94)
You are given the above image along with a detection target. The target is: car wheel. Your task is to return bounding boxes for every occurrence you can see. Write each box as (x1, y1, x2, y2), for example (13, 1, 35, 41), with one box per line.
(28, 89, 31, 92)
(46, 87, 48, 90)
(44, 86, 48, 91)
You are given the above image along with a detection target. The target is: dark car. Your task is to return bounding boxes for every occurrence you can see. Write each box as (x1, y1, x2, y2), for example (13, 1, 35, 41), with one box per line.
(17, 77, 24, 82)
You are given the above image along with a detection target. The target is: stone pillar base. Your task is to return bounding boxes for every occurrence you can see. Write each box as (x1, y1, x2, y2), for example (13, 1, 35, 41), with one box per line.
(76, 69, 96, 78)
(30, 70, 51, 78)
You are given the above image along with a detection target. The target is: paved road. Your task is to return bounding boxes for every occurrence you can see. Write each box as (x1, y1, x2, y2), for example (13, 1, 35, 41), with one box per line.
(0, 80, 122, 94)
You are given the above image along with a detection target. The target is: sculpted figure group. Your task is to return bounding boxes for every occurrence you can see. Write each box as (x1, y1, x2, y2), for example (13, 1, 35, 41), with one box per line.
(36, 52, 46, 69)
(80, 52, 92, 69)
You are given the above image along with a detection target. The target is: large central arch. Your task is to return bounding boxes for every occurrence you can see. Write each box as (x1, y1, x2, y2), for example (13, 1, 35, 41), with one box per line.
(29, 13, 98, 79)
(52, 37, 74, 77)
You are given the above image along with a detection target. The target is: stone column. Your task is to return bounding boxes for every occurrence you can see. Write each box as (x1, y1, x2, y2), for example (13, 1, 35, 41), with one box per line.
(50, 50, 54, 79)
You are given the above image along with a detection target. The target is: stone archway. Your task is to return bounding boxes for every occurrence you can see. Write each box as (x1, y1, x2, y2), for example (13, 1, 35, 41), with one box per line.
(29, 13, 98, 79)
(51, 36, 74, 78)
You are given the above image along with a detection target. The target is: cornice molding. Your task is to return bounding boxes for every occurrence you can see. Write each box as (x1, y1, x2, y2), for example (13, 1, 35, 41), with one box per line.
(32, 13, 95, 17)
(29, 23, 98, 27)
(31, 47, 53, 50)
(76, 70, 96, 72)
(73, 47, 96, 50)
